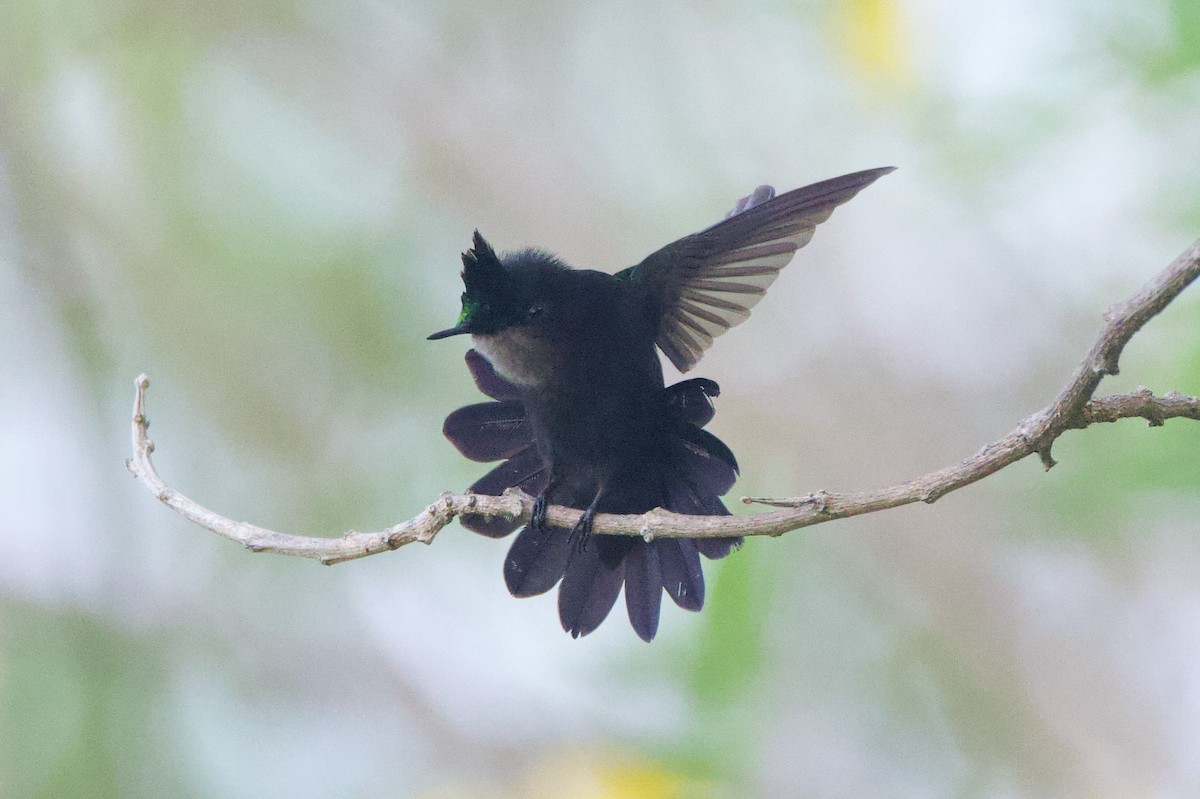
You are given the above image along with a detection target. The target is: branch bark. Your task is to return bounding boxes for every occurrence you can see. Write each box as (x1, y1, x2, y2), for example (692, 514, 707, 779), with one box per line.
(126, 240, 1200, 566)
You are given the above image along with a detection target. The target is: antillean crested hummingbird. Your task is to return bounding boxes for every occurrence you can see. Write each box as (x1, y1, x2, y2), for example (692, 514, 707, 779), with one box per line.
(429, 167, 893, 640)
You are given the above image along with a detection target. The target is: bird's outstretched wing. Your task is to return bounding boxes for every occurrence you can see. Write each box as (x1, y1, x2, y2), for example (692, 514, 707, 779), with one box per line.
(617, 167, 894, 372)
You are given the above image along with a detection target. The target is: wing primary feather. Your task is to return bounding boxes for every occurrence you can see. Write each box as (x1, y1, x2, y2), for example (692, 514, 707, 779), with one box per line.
(704, 241, 796, 265)
(638, 165, 893, 372)
(694, 270, 782, 293)
(665, 323, 705, 355)
(673, 317, 717, 346)
(679, 289, 754, 315)
(685, 279, 769, 295)
(658, 334, 693, 373)
(676, 300, 734, 330)
(692, 265, 781, 279)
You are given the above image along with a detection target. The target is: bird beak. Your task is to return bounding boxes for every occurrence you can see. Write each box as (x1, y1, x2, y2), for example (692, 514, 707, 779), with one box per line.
(427, 324, 470, 340)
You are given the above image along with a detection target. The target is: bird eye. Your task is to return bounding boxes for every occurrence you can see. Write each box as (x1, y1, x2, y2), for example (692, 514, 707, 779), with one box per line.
(527, 305, 545, 320)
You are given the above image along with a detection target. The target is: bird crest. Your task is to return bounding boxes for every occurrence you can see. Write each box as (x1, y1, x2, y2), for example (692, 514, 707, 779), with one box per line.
(457, 231, 514, 327)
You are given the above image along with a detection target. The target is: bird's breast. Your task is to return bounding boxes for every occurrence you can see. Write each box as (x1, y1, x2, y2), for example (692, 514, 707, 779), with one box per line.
(470, 328, 565, 388)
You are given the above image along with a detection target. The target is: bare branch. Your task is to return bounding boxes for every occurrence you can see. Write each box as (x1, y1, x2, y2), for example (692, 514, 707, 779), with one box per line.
(126, 240, 1200, 564)
(1021, 239, 1200, 467)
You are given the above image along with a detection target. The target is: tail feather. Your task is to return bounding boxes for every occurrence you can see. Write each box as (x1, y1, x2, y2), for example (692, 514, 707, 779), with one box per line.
(504, 522, 573, 596)
(664, 377, 720, 427)
(465, 349, 521, 400)
(558, 546, 625, 638)
(695, 535, 741, 560)
(595, 534, 635, 570)
(673, 438, 737, 497)
(676, 423, 738, 473)
(663, 467, 742, 560)
(467, 445, 547, 497)
(461, 445, 548, 538)
(443, 400, 530, 462)
(655, 538, 705, 611)
(461, 514, 524, 539)
(623, 542, 663, 642)
(443, 357, 742, 640)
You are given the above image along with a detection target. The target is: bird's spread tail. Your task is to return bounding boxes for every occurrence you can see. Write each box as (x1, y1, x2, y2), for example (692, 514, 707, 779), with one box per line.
(443, 350, 741, 641)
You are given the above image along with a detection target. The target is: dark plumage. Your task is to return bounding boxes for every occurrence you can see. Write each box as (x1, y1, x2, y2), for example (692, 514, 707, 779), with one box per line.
(430, 167, 893, 640)
(445, 352, 739, 640)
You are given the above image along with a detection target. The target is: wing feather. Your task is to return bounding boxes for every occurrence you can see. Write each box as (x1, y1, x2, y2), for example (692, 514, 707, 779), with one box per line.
(620, 167, 893, 371)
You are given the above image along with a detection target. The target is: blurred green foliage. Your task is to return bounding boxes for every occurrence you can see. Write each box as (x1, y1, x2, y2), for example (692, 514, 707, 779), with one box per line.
(2, 0, 1199, 797)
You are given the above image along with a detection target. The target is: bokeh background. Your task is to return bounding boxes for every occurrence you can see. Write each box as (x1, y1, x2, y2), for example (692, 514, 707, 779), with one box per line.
(3, 0, 1199, 796)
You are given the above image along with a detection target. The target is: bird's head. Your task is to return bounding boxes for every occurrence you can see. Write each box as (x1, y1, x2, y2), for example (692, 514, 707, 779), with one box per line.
(428, 231, 565, 341)
(428, 232, 583, 387)
(428, 231, 519, 340)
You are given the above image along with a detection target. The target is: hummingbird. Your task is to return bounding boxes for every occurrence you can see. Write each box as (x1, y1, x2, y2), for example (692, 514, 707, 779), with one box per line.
(429, 167, 893, 641)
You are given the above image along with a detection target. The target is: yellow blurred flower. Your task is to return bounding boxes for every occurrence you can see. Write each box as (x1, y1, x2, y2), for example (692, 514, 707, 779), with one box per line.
(831, 0, 914, 94)
(522, 750, 706, 799)
(418, 749, 711, 799)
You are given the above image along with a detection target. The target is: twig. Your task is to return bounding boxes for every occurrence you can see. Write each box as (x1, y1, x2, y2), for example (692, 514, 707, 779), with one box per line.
(126, 240, 1200, 565)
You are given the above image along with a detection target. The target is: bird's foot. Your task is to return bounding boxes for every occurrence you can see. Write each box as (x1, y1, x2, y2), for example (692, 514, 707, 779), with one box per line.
(530, 492, 549, 533)
(569, 507, 594, 553)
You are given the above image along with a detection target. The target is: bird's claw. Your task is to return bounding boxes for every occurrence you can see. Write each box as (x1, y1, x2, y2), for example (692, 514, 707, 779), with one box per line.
(569, 508, 594, 552)
(530, 493, 549, 532)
